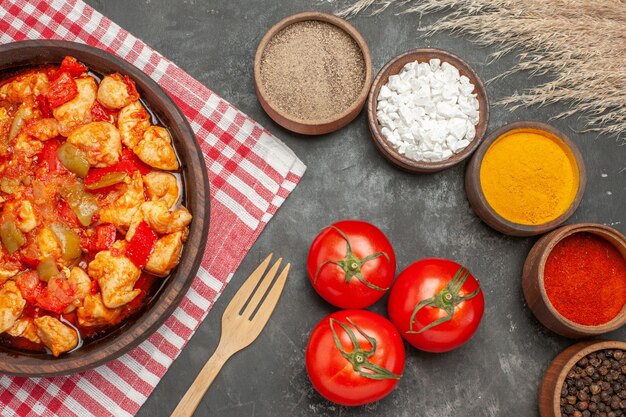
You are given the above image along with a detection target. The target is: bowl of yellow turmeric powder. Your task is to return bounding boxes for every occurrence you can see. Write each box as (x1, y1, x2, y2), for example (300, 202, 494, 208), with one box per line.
(465, 121, 586, 237)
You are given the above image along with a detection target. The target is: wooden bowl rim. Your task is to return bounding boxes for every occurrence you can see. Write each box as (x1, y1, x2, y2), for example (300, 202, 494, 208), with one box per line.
(367, 48, 490, 173)
(0, 40, 210, 376)
(467, 121, 586, 235)
(535, 223, 626, 334)
(540, 340, 626, 417)
(253, 11, 372, 132)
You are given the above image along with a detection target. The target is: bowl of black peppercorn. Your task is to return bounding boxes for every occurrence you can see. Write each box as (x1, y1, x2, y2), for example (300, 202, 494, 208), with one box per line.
(539, 340, 626, 417)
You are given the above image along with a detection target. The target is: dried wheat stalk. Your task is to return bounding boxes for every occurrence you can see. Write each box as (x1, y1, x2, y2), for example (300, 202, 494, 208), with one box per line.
(339, 0, 626, 138)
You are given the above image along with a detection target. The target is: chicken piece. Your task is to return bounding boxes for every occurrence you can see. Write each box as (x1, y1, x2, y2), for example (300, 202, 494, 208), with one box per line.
(0, 71, 48, 103)
(0, 247, 23, 285)
(133, 126, 179, 170)
(64, 267, 93, 313)
(66, 121, 122, 167)
(127, 201, 192, 240)
(37, 226, 62, 261)
(6, 317, 41, 343)
(23, 118, 61, 141)
(0, 281, 26, 333)
(13, 132, 44, 157)
(53, 77, 97, 135)
(77, 293, 122, 327)
(145, 231, 186, 277)
(88, 242, 141, 308)
(143, 171, 179, 208)
(118, 101, 150, 149)
(97, 73, 138, 111)
(98, 171, 145, 231)
(5, 199, 38, 233)
(34, 316, 78, 357)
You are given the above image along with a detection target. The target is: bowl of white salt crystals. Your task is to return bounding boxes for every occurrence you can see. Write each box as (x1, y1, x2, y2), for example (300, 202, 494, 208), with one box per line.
(367, 49, 489, 173)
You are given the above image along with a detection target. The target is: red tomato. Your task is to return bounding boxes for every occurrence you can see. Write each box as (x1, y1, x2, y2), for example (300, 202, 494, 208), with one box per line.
(36, 94, 53, 118)
(95, 223, 117, 251)
(15, 271, 44, 304)
(387, 258, 484, 353)
(58, 56, 88, 78)
(44, 71, 78, 108)
(307, 220, 396, 309)
(91, 100, 114, 123)
(36, 277, 75, 314)
(306, 310, 405, 406)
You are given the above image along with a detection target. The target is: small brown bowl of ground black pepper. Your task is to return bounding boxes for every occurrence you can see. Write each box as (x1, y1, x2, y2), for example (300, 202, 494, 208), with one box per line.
(523, 223, 626, 339)
(539, 340, 626, 417)
(254, 12, 372, 135)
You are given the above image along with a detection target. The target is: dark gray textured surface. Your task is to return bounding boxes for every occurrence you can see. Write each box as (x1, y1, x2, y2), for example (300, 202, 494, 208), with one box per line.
(85, 1, 626, 416)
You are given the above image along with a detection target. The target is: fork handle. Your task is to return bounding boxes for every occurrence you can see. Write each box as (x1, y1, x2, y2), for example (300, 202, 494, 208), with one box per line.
(171, 349, 230, 417)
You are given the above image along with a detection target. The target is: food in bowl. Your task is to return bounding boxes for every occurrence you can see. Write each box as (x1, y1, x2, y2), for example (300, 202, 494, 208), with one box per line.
(0, 56, 192, 357)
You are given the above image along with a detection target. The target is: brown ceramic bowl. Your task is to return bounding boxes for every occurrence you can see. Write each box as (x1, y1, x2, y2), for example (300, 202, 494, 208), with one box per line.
(523, 223, 626, 338)
(254, 12, 372, 135)
(0, 40, 210, 376)
(466, 121, 586, 237)
(367, 49, 489, 173)
(539, 340, 626, 417)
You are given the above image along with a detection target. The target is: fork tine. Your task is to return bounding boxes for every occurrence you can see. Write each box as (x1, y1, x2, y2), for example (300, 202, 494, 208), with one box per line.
(241, 258, 282, 318)
(224, 254, 273, 314)
(250, 263, 290, 326)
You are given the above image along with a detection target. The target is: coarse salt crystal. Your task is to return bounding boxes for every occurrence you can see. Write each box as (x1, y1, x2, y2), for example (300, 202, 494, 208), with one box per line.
(376, 58, 480, 163)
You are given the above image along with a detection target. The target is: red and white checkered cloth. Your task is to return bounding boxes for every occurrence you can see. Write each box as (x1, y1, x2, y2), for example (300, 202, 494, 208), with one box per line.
(0, 1, 306, 416)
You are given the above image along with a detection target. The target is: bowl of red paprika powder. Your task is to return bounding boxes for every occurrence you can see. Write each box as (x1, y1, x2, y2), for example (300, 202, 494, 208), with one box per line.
(523, 223, 626, 338)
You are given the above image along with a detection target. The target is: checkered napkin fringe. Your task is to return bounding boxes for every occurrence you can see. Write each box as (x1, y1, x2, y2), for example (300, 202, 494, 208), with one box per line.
(0, 1, 306, 416)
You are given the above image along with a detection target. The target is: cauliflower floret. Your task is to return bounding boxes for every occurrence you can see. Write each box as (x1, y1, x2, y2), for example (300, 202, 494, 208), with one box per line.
(118, 101, 150, 149)
(127, 201, 192, 240)
(98, 171, 145, 231)
(67, 121, 122, 167)
(77, 293, 122, 327)
(143, 171, 179, 208)
(7, 317, 41, 344)
(133, 126, 179, 171)
(53, 77, 97, 134)
(0, 281, 26, 333)
(34, 316, 78, 357)
(0, 71, 48, 103)
(23, 118, 61, 141)
(97, 73, 138, 110)
(88, 242, 141, 308)
(145, 231, 186, 277)
(64, 267, 93, 314)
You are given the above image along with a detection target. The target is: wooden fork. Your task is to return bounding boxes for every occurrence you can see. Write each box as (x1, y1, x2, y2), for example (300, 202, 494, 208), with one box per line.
(171, 254, 290, 417)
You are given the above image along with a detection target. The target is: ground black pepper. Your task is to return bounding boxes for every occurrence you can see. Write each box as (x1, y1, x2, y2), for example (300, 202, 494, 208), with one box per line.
(259, 20, 365, 121)
(561, 349, 626, 417)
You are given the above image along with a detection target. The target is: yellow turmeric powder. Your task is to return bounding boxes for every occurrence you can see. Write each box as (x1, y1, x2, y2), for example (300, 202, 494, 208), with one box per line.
(479, 128, 579, 225)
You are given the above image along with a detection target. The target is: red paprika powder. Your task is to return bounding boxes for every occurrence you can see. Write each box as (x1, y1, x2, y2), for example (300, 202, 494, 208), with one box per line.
(543, 232, 626, 326)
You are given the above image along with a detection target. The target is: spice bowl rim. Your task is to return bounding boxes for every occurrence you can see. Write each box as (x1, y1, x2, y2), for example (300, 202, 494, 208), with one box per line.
(538, 340, 626, 417)
(366, 48, 490, 173)
(465, 120, 587, 237)
(253, 11, 373, 135)
(522, 222, 626, 339)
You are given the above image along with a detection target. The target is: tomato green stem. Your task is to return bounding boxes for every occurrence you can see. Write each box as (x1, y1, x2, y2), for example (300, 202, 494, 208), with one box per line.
(314, 226, 390, 291)
(407, 267, 481, 335)
(329, 317, 401, 380)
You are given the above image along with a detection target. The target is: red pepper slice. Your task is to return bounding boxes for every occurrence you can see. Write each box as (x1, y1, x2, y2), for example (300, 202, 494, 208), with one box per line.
(95, 224, 117, 251)
(84, 148, 151, 186)
(38, 139, 66, 173)
(16, 271, 44, 304)
(36, 94, 53, 118)
(59, 56, 88, 78)
(91, 100, 114, 123)
(125, 222, 158, 269)
(44, 71, 78, 108)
